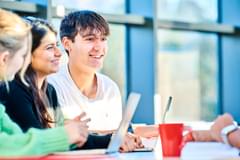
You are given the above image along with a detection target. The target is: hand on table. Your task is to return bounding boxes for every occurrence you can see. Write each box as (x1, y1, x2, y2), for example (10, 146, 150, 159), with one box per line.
(210, 113, 235, 142)
(119, 132, 144, 152)
(183, 113, 235, 143)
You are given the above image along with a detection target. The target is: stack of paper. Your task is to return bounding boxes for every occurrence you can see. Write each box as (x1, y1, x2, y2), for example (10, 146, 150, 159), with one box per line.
(181, 142, 240, 160)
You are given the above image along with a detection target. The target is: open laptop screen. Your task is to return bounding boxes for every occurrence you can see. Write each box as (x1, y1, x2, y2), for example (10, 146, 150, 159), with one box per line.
(106, 92, 141, 154)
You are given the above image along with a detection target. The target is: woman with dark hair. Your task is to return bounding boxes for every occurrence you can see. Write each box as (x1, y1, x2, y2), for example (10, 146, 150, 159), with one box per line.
(0, 16, 143, 152)
(0, 9, 89, 156)
(0, 17, 63, 131)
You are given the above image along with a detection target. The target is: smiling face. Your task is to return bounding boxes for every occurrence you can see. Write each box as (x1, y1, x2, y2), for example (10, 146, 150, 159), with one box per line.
(31, 31, 61, 77)
(64, 29, 108, 73)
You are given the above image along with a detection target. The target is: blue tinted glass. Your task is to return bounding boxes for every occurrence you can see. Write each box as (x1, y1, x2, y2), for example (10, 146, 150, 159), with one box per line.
(158, 0, 218, 22)
(52, 0, 125, 14)
(156, 29, 218, 121)
(101, 24, 126, 98)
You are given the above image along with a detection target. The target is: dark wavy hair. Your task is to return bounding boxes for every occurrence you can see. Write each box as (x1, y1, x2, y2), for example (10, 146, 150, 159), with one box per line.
(22, 17, 57, 128)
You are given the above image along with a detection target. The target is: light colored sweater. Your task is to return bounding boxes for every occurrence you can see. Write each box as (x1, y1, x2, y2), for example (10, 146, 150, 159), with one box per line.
(0, 104, 70, 157)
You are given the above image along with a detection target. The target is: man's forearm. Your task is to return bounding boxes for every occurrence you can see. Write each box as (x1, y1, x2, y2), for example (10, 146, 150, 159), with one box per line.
(192, 130, 214, 142)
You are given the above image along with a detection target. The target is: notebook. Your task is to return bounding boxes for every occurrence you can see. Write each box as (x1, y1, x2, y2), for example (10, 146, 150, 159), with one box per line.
(55, 92, 141, 155)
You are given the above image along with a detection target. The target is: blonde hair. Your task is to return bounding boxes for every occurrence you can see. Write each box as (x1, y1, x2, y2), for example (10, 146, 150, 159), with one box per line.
(0, 9, 31, 85)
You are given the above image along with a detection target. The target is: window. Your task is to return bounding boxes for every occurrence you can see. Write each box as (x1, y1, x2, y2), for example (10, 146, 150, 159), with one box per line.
(101, 24, 126, 97)
(158, 0, 218, 23)
(156, 29, 218, 121)
(52, 0, 125, 14)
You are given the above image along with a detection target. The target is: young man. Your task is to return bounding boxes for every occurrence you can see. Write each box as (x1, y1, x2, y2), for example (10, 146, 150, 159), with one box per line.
(48, 10, 144, 152)
(48, 10, 122, 133)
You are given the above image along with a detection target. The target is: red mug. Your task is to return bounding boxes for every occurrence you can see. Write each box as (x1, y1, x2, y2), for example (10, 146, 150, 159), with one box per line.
(159, 123, 184, 157)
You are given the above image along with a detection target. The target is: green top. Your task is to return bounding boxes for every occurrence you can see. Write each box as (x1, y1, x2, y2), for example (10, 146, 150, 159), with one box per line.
(0, 104, 70, 157)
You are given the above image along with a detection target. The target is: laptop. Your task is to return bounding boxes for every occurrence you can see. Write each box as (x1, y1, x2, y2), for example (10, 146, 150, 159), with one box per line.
(55, 92, 141, 155)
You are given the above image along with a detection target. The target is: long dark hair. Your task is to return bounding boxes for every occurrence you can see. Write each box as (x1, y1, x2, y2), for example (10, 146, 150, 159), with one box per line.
(23, 17, 57, 128)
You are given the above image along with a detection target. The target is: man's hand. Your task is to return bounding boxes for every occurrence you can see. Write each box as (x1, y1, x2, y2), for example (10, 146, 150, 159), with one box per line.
(119, 132, 144, 152)
(210, 113, 234, 142)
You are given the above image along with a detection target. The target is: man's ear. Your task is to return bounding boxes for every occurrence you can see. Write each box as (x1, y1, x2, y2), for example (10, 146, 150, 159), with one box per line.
(0, 51, 10, 67)
(62, 37, 71, 53)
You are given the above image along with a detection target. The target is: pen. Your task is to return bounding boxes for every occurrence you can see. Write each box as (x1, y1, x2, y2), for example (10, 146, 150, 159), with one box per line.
(162, 96, 173, 123)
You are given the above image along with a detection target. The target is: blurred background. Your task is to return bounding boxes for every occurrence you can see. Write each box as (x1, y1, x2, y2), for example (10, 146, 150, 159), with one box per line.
(1, 0, 240, 124)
